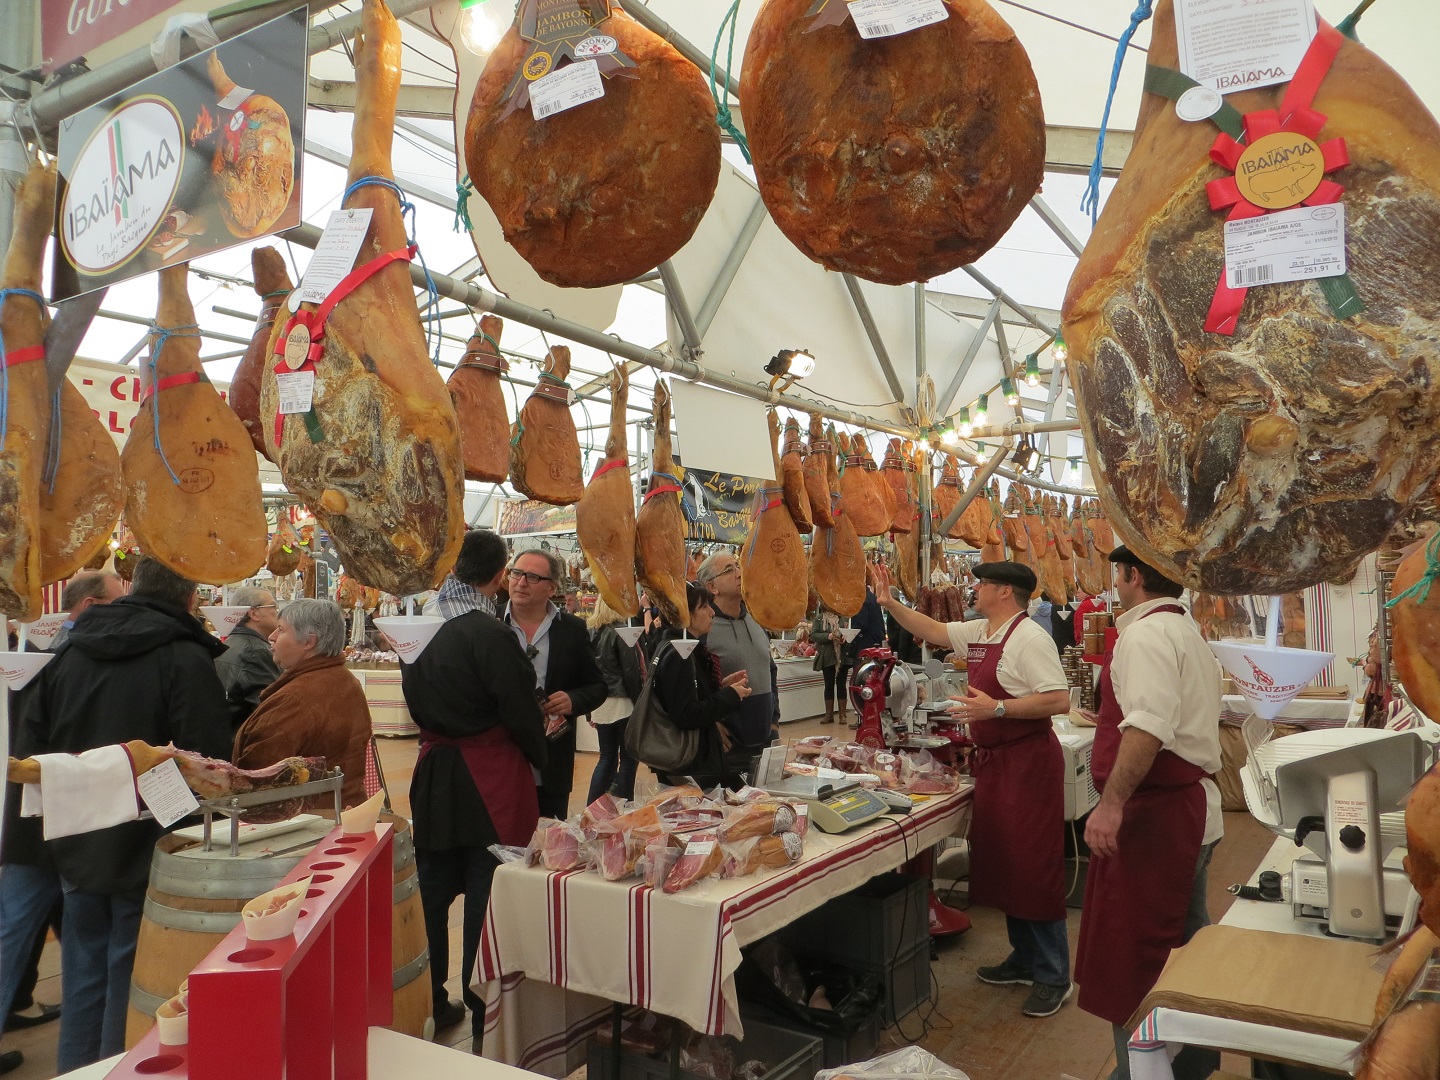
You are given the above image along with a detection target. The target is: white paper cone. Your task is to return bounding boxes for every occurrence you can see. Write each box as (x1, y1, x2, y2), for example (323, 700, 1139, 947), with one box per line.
(242, 877, 311, 941)
(0, 651, 53, 691)
(614, 626, 644, 648)
(1209, 640, 1334, 720)
(340, 790, 385, 835)
(839, 628, 861, 643)
(670, 638, 700, 659)
(19, 613, 69, 651)
(373, 615, 445, 664)
(199, 606, 252, 641)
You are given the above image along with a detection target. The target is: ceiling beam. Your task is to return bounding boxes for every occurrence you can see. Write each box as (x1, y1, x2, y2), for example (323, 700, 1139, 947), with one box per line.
(307, 76, 455, 120)
(1045, 124, 1131, 176)
(926, 291, 1063, 334)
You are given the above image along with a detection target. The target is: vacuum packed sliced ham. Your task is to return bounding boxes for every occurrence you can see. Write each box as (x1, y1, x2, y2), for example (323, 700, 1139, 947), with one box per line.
(260, 0, 465, 596)
(576, 366, 638, 617)
(511, 345, 583, 506)
(124, 265, 267, 585)
(448, 314, 510, 484)
(464, 2, 720, 288)
(740, 0, 1044, 285)
(636, 382, 688, 628)
(1063, 1, 1440, 594)
(741, 412, 809, 632)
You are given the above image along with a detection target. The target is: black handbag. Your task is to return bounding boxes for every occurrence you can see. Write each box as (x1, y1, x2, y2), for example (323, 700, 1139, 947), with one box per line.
(623, 643, 700, 773)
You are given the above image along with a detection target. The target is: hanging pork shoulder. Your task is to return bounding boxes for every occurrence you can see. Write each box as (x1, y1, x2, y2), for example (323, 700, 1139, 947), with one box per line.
(124, 265, 267, 585)
(231, 248, 291, 460)
(266, 512, 303, 577)
(576, 365, 639, 618)
(260, 0, 465, 596)
(448, 315, 511, 485)
(1063, 0, 1440, 594)
(741, 411, 810, 632)
(464, 1, 720, 288)
(780, 416, 813, 534)
(740, 0, 1044, 286)
(511, 345, 584, 506)
(840, 434, 891, 537)
(880, 439, 914, 534)
(635, 381, 688, 628)
(812, 425, 865, 617)
(803, 414, 835, 529)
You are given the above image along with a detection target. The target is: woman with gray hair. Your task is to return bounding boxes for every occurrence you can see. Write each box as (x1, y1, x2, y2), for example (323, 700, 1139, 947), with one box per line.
(231, 599, 371, 807)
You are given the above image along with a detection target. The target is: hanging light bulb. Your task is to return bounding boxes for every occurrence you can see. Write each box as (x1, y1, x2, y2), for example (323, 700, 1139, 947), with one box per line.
(1051, 331, 1068, 363)
(957, 406, 972, 440)
(1068, 457, 1081, 485)
(1001, 377, 1019, 406)
(939, 415, 958, 445)
(458, 0, 511, 58)
(1023, 353, 1041, 388)
(974, 393, 988, 427)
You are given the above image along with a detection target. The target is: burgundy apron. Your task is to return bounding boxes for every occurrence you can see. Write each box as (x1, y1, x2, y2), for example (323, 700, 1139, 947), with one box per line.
(1075, 604, 1207, 1026)
(418, 726, 538, 846)
(966, 614, 1067, 923)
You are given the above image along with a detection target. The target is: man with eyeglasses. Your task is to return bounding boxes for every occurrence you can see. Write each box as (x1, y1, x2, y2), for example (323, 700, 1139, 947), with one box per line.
(215, 586, 282, 732)
(503, 549, 607, 819)
(696, 552, 780, 761)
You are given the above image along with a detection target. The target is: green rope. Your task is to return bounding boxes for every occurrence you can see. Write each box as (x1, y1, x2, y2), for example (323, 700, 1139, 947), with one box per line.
(710, 1, 750, 163)
(1337, 0, 1378, 39)
(261, 289, 291, 300)
(1386, 530, 1440, 609)
(455, 176, 475, 233)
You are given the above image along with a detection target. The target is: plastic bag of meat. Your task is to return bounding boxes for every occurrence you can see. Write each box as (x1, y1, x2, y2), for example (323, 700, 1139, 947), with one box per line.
(542, 822, 587, 872)
(488, 844, 530, 865)
(580, 793, 622, 835)
(793, 735, 834, 758)
(791, 803, 810, 838)
(825, 743, 875, 774)
(718, 802, 798, 842)
(900, 751, 960, 795)
(640, 839, 681, 889)
(595, 803, 662, 836)
(872, 752, 904, 790)
(681, 1033, 735, 1080)
(641, 784, 705, 815)
(663, 832, 725, 894)
(720, 833, 804, 878)
(815, 1046, 972, 1080)
(524, 818, 560, 867)
(662, 807, 727, 835)
(588, 829, 634, 882)
(725, 786, 770, 804)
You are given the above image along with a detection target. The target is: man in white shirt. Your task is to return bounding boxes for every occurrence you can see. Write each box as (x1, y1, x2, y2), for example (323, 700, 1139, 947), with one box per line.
(877, 561, 1073, 1018)
(1074, 546, 1222, 1080)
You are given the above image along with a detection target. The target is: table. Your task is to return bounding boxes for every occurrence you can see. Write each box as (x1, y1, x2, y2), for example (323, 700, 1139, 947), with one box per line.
(350, 666, 420, 738)
(1126, 836, 1385, 1079)
(476, 787, 971, 1077)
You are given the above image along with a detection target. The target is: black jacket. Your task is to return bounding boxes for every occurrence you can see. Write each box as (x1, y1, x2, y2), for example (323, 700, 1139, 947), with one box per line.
(651, 634, 743, 789)
(400, 611, 548, 852)
(524, 609, 608, 806)
(215, 624, 281, 731)
(3, 641, 54, 868)
(21, 595, 233, 894)
(593, 624, 645, 703)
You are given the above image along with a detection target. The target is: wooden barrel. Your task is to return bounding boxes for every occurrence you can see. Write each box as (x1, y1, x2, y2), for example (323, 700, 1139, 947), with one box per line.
(126, 811, 430, 1046)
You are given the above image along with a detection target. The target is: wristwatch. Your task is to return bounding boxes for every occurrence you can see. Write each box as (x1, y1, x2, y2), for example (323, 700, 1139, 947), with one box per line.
(993, 702, 1007, 718)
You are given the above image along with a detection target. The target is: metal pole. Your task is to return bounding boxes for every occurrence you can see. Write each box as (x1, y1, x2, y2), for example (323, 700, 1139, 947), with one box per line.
(279, 221, 919, 439)
(841, 274, 908, 409)
(0, 0, 36, 255)
(623, 1, 742, 99)
(938, 297, 999, 417)
(1028, 195, 1086, 258)
(962, 265, 1057, 336)
(657, 261, 703, 359)
(914, 283, 926, 385)
(695, 195, 767, 338)
(938, 448, 1010, 536)
(967, 418, 1080, 439)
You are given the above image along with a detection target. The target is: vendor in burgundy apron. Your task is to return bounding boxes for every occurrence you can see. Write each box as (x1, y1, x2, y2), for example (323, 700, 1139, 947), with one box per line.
(877, 560, 1073, 1019)
(1074, 546, 1222, 1080)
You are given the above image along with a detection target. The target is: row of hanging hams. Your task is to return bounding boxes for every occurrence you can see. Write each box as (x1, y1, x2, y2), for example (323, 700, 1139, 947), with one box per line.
(463, 0, 1040, 290)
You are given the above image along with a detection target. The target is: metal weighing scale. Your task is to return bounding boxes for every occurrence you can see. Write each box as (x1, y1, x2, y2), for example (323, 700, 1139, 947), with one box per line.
(760, 775, 892, 834)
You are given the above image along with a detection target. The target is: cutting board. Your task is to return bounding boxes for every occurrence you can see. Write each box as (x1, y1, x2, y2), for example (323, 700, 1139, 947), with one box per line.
(1132, 925, 1384, 1039)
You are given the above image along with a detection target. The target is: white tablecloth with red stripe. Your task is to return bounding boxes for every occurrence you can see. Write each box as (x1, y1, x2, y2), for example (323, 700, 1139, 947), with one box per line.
(475, 788, 971, 1077)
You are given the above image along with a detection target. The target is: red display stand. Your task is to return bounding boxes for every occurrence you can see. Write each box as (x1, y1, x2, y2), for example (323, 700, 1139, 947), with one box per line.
(103, 822, 394, 1080)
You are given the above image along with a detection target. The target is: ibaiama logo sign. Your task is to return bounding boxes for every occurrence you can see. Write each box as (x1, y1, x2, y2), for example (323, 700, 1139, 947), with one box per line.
(60, 95, 183, 276)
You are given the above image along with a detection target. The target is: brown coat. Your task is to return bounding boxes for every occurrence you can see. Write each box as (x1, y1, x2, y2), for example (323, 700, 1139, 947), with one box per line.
(232, 653, 370, 807)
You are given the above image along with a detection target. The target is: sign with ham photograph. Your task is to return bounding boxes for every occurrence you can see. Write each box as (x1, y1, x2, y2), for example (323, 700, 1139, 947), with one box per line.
(52, 9, 307, 301)
(682, 468, 769, 545)
(497, 498, 580, 537)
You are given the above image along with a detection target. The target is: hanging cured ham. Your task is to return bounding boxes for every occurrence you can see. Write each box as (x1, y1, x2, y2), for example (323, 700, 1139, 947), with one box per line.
(1072, 506, 1103, 597)
(448, 315, 511, 484)
(464, 1, 721, 288)
(266, 512, 303, 577)
(635, 382, 688, 628)
(124, 266, 266, 586)
(261, 0, 465, 597)
(231, 248, 291, 459)
(741, 412, 809, 632)
(740, 0, 1044, 286)
(510, 345, 584, 506)
(778, 416, 813, 534)
(1063, 2, 1440, 594)
(1087, 500, 1115, 555)
(1388, 539, 1440, 727)
(206, 52, 296, 239)
(813, 428, 865, 617)
(1000, 487, 1032, 570)
(880, 440, 914, 534)
(803, 414, 835, 529)
(839, 434, 890, 537)
(576, 366, 639, 618)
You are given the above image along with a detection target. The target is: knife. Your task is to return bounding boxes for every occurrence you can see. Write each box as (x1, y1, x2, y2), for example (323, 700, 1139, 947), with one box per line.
(43, 287, 107, 396)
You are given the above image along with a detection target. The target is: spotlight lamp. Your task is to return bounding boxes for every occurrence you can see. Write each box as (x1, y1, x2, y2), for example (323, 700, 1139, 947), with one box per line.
(764, 348, 817, 380)
(1013, 437, 1040, 473)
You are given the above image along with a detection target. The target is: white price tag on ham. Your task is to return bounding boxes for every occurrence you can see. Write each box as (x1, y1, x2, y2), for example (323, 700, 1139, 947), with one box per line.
(276, 370, 316, 415)
(298, 208, 374, 304)
(531, 60, 605, 120)
(1174, 0, 1316, 93)
(217, 84, 254, 111)
(136, 758, 200, 828)
(1223, 204, 1346, 289)
(847, 0, 948, 39)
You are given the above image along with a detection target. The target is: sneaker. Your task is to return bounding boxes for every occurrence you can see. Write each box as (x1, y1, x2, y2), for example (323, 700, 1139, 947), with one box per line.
(433, 997, 467, 1029)
(1021, 981, 1073, 1018)
(975, 957, 1034, 986)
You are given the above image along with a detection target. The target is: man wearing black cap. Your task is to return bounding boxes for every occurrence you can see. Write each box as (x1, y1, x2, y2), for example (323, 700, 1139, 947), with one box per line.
(1074, 546, 1222, 1080)
(876, 560, 1073, 1018)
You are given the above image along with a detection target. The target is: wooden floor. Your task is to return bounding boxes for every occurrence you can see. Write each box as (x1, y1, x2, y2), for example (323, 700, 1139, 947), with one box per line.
(1, 716, 1275, 1079)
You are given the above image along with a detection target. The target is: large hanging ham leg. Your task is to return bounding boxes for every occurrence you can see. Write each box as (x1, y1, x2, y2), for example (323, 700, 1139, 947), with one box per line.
(803, 414, 835, 529)
(839, 433, 890, 538)
(576, 366, 638, 618)
(812, 425, 864, 617)
(741, 411, 809, 632)
(448, 314, 510, 484)
(231, 247, 291, 460)
(635, 381, 688, 628)
(38, 378, 124, 587)
(123, 265, 267, 585)
(511, 345, 584, 506)
(1063, 0, 1440, 594)
(0, 163, 56, 619)
(780, 416, 813, 534)
(260, 0, 465, 597)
